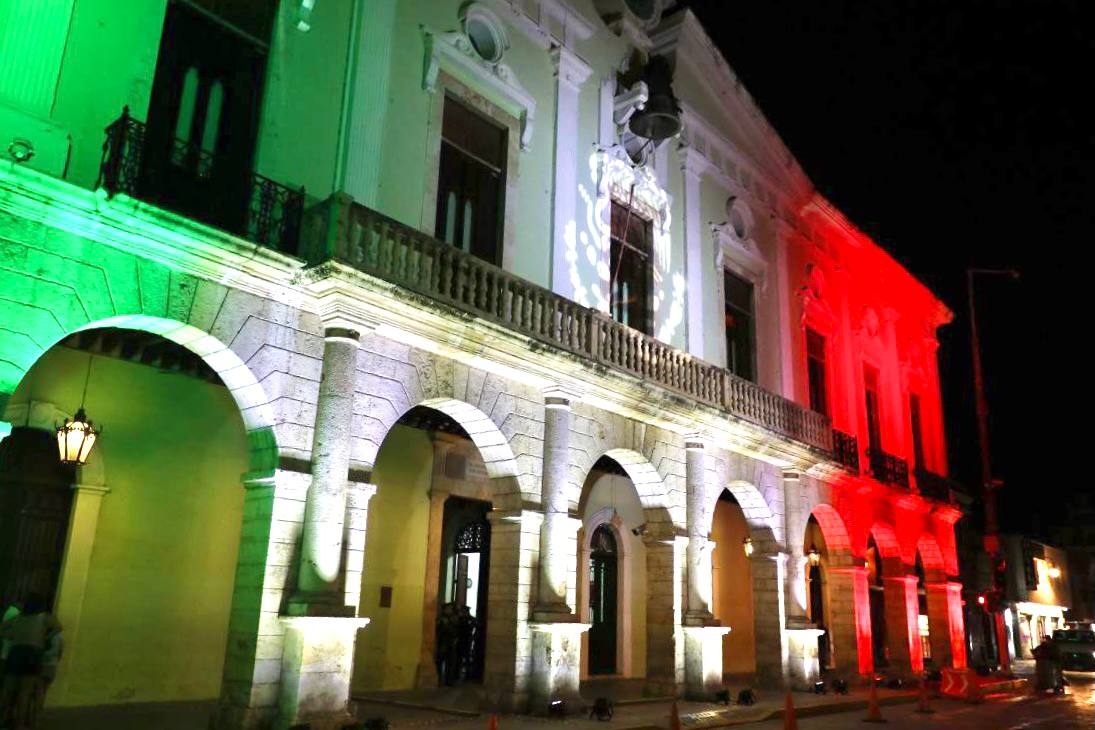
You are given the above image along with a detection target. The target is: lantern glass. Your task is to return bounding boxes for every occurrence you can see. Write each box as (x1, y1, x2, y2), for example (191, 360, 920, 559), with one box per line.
(57, 408, 99, 466)
(742, 536, 754, 557)
(808, 544, 821, 567)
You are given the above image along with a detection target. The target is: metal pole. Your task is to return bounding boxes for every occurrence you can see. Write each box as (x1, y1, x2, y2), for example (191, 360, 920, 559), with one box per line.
(966, 267, 1018, 673)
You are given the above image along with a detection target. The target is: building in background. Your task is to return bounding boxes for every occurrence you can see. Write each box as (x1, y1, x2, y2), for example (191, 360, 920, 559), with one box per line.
(0, 0, 968, 727)
(1001, 536, 1072, 660)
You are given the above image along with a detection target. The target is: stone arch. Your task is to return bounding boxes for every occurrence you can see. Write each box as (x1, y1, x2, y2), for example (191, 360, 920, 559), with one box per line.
(3, 314, 279, 476)
(810, 504, 852, 552)
(354, 352, 542, 507)
(379, 397, 526, 511)
(868, 522, 901, 559)
(917, 533, 947, 582)
(705, 480, 778, 553)
(581, 448, 676, 531)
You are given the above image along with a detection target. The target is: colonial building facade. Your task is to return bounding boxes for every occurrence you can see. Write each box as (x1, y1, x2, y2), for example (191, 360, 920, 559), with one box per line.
(0, 0, 967, 727)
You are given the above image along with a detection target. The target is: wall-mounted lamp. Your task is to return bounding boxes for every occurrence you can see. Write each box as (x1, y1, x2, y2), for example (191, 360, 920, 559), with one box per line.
(742, 536, 754, 557)
(1048, 565, 1062, 580)
(631, 523, 648, 537)
(808, 544, 821, 567)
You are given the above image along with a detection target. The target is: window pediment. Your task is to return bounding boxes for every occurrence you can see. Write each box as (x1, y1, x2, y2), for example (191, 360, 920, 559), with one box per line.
(422, 21, 536, 150)
(711, 221, 766, 289)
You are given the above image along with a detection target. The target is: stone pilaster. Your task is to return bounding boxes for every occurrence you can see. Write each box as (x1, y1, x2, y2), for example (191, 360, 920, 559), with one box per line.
(416, 484, 451, 688)
(342, 481, 377, 611)
(926, 581, 967, 669)
(785, 626, 826, 690)
(278, 616, 370, 730)
(781, 471, 809, 621)
(882, 575, 921, 676)
(680, 145, 707, 359)
(752, 551, 789, 687)
(51, 483, 110, 704)
(549, 46, 593, 298)
(486, 509, 543, 713)
(645, 533, 687, 696)
(826, 566, 866, 679)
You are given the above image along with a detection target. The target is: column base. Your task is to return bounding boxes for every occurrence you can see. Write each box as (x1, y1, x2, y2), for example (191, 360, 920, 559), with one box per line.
(528, 620, 591, 714)
(785, 626, 825, 691)
(683, 625, 731, 699)
(278, 615, 370, 730)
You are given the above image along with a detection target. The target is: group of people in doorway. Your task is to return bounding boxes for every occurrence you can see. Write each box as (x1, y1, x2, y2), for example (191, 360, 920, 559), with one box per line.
(434, 602, 480, 686)
(0, 594, 62, 730)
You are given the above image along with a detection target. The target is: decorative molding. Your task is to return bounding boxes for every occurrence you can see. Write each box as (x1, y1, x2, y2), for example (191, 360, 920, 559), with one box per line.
(595, 144, 671, 234)
(711, 220, 766, 288)
(550, 44, 593, 90)
(422, 26, 537, 150)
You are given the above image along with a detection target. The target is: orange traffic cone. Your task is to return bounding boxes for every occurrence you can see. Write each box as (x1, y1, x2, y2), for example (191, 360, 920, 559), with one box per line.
(863, 681, 886, 723)
(669, 700, 682, 730)
(487, 713, 499, 730)
(783, 691, 799, 730)
(915, 681, 935, 714)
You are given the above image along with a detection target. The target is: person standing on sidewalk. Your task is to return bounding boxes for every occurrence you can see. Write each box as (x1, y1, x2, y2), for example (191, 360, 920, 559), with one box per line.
(0, 594, 60, 730)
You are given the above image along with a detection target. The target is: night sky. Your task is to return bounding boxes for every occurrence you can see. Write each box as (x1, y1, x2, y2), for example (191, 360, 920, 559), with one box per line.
(685, 0, 1093, 537)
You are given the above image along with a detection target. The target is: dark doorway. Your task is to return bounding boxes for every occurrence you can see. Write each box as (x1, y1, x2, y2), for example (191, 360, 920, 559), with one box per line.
(0, 428, 76, 608)
(867, 537, 888, 668)
(141, 0, 271, 237)
(588, 524, 619, 675)
(808, 563, 830, 669)
(438, 496, 491, 683)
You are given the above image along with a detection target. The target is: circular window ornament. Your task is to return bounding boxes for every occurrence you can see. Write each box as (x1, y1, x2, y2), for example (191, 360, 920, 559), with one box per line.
(460, 4, 509, 64)
(725, 197, 754, 240)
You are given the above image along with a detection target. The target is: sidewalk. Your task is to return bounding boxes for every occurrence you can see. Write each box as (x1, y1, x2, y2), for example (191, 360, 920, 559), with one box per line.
(36, 685, 920, 730)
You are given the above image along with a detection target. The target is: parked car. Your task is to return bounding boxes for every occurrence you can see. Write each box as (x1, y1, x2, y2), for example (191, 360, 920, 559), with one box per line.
(1052, 629, 1095, 671)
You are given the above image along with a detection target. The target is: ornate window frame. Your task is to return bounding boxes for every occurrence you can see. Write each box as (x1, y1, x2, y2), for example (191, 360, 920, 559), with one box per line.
(711, 197, 766, 369)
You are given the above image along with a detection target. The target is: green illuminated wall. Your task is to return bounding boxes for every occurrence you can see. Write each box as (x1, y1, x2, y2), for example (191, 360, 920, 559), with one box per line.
(353, 424, 433, 691)
(9, 344, 248, 707)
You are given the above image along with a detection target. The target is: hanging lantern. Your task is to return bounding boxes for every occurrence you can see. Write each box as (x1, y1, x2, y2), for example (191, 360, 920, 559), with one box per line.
(56, 407, 100, 466)
(742, 536, 754, 557)
(808, 543, 821, 567)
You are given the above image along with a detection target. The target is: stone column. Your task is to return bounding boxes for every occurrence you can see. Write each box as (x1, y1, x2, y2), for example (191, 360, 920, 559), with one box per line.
(826, 566, 865, 680)
(51, 483, 110, 704)
(684, 438, 713, 621)
(549, 46, 593, 298)
(294, 327, 360, 605)
(680, 145, 708, 359)
(781, 471, 809, 621)
(530, 388, 588, 711)
(925, 581, 967, 669)
(278, 326, 369, 730)
(646, 533, 687, 697)
(882, 574, 920, 676)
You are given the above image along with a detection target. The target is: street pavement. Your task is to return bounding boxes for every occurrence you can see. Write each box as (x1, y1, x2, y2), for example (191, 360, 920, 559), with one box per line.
(36, 671, 1095, 729)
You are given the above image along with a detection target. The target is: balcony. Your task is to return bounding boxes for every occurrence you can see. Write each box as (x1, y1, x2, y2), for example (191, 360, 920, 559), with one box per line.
(867, 449, 910, 489)
(915, 469, 965, 504)
(302, 196, 833, 452)
(832, 429, 860, 473)
(97, 108, 304, 254)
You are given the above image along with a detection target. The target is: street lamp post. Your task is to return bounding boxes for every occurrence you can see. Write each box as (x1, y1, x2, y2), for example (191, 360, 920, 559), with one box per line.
(966, 266, 1019, 674)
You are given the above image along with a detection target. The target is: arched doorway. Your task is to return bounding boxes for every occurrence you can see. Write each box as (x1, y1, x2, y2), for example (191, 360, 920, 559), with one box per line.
(803, 516, 830, 670)
(588, 525, 619, 675)
(577, 454, 649, 683)
(711, 490, 755, 679)
(354, 404, 503, 692)
(439, 497, 491, 683)
(1, 327, 250, 707)
(866, 536, 887, 668)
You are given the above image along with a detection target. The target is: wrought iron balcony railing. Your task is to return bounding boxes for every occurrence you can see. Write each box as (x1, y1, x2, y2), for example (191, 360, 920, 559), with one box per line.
(98, 107, 304, 254)
(915, 468, 965, 504)
(303, 195, 834, 452)
(867, 449, 910, 489)
(832, 429, 860, 473)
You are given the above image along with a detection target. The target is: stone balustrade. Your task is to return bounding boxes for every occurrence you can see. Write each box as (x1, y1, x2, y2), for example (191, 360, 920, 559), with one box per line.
(303, 194, 833, 453)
